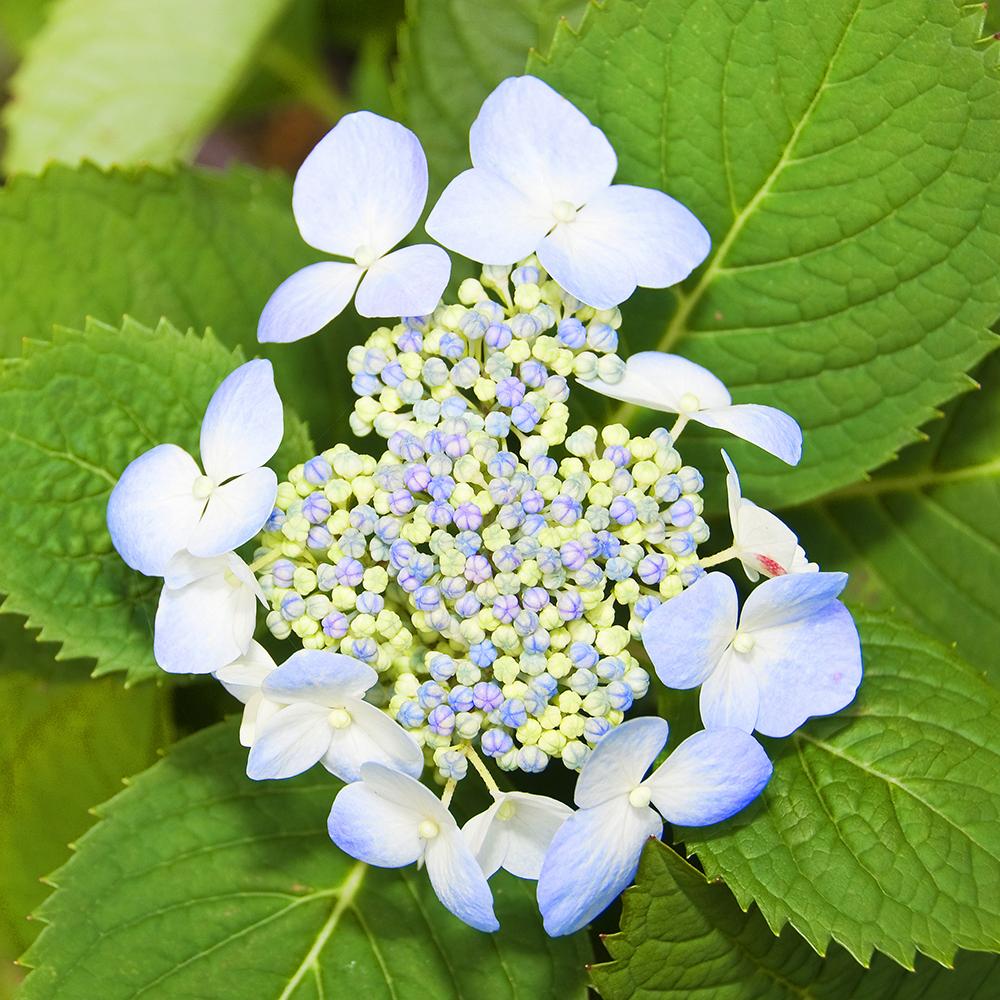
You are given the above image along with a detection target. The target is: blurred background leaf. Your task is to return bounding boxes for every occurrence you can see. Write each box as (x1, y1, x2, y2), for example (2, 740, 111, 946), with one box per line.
(0, 616, 172, 997)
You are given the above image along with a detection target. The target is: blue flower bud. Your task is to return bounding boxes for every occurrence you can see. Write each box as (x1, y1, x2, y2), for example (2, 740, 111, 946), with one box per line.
(521, 488, 545, 514)
(454, 531, 482, 556)
(322, 610, 348, 639)
(482, 728, 514, 757)
(302, 493, 332, 524)
(518, 746, 548, 773)
(453, 503, 483, 532)
(303, 457, 333, 485)
(512, 265, 540, 286)
(495, 378, 526, 409)
(352, 372, 380, 396)
(523, 688, 547, 716)
(485, 411, 511, 438)
(485, 322, 513, 349)
(488, 451, 518, 479)
(499, 697, 528, 728)
(532, 673, 559, 699)
(520, 359, 548, 388)
(551, 494, 582, 526)
(397, 326, 422, 353)
(389, 539, 416, 570)
(272, 559, 295, 588)
(460, 310, 488, 340)
(605, 557, 633, 582)
(469, 639, 498, 667)
(669, 532, 696, 557)
(397, 701, 425, 727)
(570, 669, 599, 696)
(584, 717, 611, 744)
(455, 592, 482, 618)
(638, 554, 669, 584)
(586, 322, 618, 352)
(417, 681, 447, 709)
(351, 637, 378, 662)
(511, 402, 540, 432)
(280, 592, 305, 621)
(264, 507, 286, 532)
(680, 564, 705, 586)
(380, 360, 406, 388)
(307, 525, 333, 550)
(523, 628, 550, 654)
(440, 575, 467, 600)
(655, 474, 683, 503)
(596, 657, 626, 682)
(603, 445, 630, 468)
(510, 313, 540, 339)
(575, 562, 604, 588)
(609, 496, 637, 525)
(569, 642, 599, 668)
(472, 681, 503, 712)
(606, 680, 634, 711)
(413, 585, 440, 611)
(389, 431, 423, 461)
(493, 594, 519, 623)
(557, 317, 586, 348)
(448, 685, 475, 713)
(557, 591, 585, 621)
(426, 500, 454, 527)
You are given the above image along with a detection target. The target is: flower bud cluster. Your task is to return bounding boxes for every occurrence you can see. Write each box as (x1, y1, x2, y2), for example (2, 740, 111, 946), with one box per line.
(254, 259, 709, 778)
(345, 256, 626, 443)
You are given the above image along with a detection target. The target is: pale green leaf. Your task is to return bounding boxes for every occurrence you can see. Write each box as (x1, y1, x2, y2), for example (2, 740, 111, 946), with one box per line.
(3, 0, 291, 173)
(0, 163, 362, 434)
(19, 720, 592, 999)
(532, 0, 1000, 507)
(593, 841, 999, 1000)
(0, 616, 171, 981)
(0, 0, 55, 53)
(682, 614, 1000, 968)
(394, 0, 588, 198)
(0, 317, 312, 683)
(788, 352, 1000, 682)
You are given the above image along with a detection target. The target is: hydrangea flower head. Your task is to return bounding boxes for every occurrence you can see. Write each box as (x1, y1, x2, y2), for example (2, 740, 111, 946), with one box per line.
(259, 112, 450, 343)
(426, 76, 711, 309)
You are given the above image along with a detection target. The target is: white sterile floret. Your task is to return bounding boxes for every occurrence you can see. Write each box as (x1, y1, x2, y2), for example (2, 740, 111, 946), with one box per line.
(722, 450, 817, 580)
(154, 551, 266, 674)
(245, 649, 423, 782)
(425, 76, 710, 310)
(582, 351, 802, 465)
(328, 762, 499, 932)
(258, 112, 450, 343)
(463, 791, 572, 880)
(642, 572, 862, 737)
(536, 717, 771, 935)
(107, 360, 283, 575)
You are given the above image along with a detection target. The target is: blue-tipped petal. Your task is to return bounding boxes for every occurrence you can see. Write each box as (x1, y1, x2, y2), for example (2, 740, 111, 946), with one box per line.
(257, 261, 362, 345)
(739, 571, 848, 633)
(262, 649, 377, 704)
(328, 781, 423, 868)
(246, 702, 331, 779)
(321, 698, 423, 782)
(574, 716, 668, 808)
(536, 796, 661, 936)
(425, 832, 500, 933)
(694, 403, 802, 466)
(747, 601, 862, 738)
(642, 572, 738, 690)
(643, 728, 772, 826)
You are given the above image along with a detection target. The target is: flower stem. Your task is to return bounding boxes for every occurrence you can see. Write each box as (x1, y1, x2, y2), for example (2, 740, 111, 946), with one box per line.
(699, 545, 737, 569)
(441, 778, 458, 809)
(464, 745, 502, 798)
(668, 413, 689, 441)
(249, 548, 283, 574)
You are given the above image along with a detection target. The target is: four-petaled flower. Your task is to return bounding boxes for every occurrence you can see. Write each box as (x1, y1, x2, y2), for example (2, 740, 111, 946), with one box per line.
(258, 111, 450, 344)
(426, 75, 710, 310)
(463, 791, 572, 880)
(536, 717, 771, 936)
(643, 571, 862, 736)
(107, 359, 283, 575)
(722, 450, 816, 580)
(246, 650, 424, 782)
(329, 762, 500, 932)
(583, 352, 802, 465)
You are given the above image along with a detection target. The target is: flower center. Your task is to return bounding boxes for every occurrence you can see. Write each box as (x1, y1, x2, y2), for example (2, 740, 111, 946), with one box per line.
(417, 819, 439, 840)
(628, 786, 651, 809)
(678, 393, 701, 414)
(497, 799, 516, 821)
(328, 707, 352, 729)
(353, 244, 377, 268)
(192, 475, 215, 500)
(552, 200, 578, 224)
(732, 631, 755, 654)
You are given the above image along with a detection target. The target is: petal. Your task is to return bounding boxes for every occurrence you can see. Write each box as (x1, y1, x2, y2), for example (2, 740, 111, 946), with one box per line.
(722, 449, 742, 544)
(355, 244, 451, 318)
(199, 360, 284, 481)
(245, 702, 332, 779)
(698, 650, 760, 732)
(462, 801, 505, 878)
(153, 558, 257, 674)
(293, 111, 429, 258)
(239, 693, 281, 748)
(579, 351, 731, 413)
(161, 549, 228, 589)
(187, 467, 278, 558)
(733, 501, 802, 582)
(425, 832, 500, 932)
(425, 168, 551, 264)
(257, 262, 363, 345)
(694, 404, 802, 466)
(215, 639, 276, 702)
(573, 184, 711, 289)
(745, 601, 862, 738)
(321, 698, 424, 783)
(739, 571, 848, 633)
(359, 761, 454, 825)
(537, 222, 637, 310)
(328, 781, 423, 867)
(262, 649, 377, 704)
(644, 728, 772, 826)
(106, 444, 203, 576)
(574, 717, 669, 808)
(470, 76, 617, 207)
(537, 796, 661, 937)
(498, 793, 573, 881)
(642, 573, 738, 689)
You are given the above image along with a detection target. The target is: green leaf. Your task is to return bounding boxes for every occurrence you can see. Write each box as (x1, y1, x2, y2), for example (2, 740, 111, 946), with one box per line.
(19, 720, 592, 999)
(0, 163, 361, 435)
(0, 616, 171, 977)
(0, 0, 55, 53)
(0, 316, 312, 683)
(532, 0, 1000, 508)
(788, 351, 1000, 682)
(682, 614, 1000, 968)
(593, 842, 999, 1000)
(394, 0, 588, 198)
(3, 0, 291, 173)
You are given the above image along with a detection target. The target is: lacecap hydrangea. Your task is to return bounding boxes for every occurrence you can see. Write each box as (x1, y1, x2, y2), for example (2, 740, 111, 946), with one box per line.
(106, 74, 862, 937)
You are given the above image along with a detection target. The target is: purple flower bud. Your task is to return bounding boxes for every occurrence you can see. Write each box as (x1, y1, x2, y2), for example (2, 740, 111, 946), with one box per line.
(493, 594, 519, 623)
(638, 554, 669, 584)
(397, 567, 422, 592)
(521, 489, 545, 514)
(668, 498, 696, 527)
(427, 475, 455, 501)
(609, 496, 637, 525)
(427, 704, 456, 736)
(414, 585, 440, 611)
(556, 317, 586, 348)
(464, 554, 492, 584)
(455, 592, 481, 618)
(334, 558, 364, 588)
(380, 360, 406, 387)
(551, 495, 582, 526)
(426, 500, 454, 527)
(307, 525, 333, 550)
(481, 728, 513, 757)
(495, 377, 526, 409)
(389, 539, 416, 570)
(302, 493, 332, 525)
(520, 359, 547, 388)
(272, 559, 295, 587)
(472, 681, 503, 712)
(389, 431, 424, 461)
(404, 464, 432, 493)
(522, 587, 549, 612)
(280, 593, 305, 621)
(557, 591, 585, 621)
(389, 489, 415, 516)
(304, 457, 333, 485)
(450, 503, 481, 532)
(560, 540, 587, 571)
(397, 326, 423, 353)
(511, 403, 540, 432)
